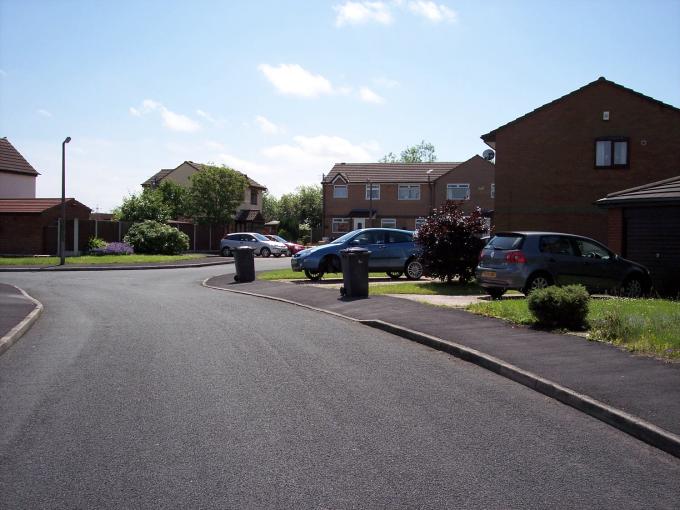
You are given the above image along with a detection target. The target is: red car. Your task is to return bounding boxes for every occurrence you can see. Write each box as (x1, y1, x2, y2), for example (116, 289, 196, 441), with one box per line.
(265, 235, 305, 256)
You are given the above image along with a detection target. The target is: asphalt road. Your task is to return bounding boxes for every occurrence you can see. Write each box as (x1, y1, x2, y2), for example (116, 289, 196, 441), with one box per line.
(1, 258, 679, 509)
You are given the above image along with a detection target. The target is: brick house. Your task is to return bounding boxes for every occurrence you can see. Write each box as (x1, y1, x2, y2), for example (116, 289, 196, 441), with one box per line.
(142, 161, 267, 231)
(481, 77, 680, 244)
(321, 155, 495, 239)
(596, 175, 680, 295)
(0, 137, 39, 199)
(0, 198, 91, 255)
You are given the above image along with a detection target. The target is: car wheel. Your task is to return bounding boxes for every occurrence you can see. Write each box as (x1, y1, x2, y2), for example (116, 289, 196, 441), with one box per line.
(523, 273, 552, 295)
(221, 247, 232, 257)
(304, 269, 324, 281)
(386, 271, 403, 280)
(273, 253, 281, 258)
(487, 288, 506, 300)
(260, 247, 271, 258)
(622, 275, 644, 298)
(405, 259, 423, 280)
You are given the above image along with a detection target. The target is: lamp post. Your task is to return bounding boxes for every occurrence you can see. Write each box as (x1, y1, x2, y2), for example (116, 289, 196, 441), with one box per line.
(60, 136, 71, 265)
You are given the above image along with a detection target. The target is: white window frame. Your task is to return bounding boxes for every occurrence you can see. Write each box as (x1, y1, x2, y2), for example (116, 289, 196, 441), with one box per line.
(398, 184, 421, 200)
(415, 217, 427, 230)
(365, 183, 380, 200)
(333, 184, 348, 199)
(381, 218, 397, 229)
(447, 183, 470, 201)
(332, 218, 351, 233)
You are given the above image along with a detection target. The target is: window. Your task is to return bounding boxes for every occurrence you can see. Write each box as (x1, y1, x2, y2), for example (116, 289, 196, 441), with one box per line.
(353, 230, 381, 245)
(415, 217, 427, 230)
(539, 236, 575, 256)
(332, 218, 351, 233)
(595, 138, 629, 168)
(250, 189, 258, 205)
(574, 238, 611, 260)
(387, 231, 412, 243)
(365, 183, 380, 200)
(333, 184, 348, 198)
(447, 183, 470, 200)
(490, 183, 495, 199)
(398, 184, 420, 200)
(381, 218, 397, 229)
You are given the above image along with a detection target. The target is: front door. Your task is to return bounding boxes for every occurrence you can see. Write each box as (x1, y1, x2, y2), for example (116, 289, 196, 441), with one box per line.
(353, 218, 366, 230)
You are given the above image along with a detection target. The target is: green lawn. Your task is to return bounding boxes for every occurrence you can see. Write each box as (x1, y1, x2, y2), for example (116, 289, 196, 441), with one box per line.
(468, 298, 680, 360)
(257, 268, 389, 280)
(0, 254, 205, 266)
(369, 281, 484, 296)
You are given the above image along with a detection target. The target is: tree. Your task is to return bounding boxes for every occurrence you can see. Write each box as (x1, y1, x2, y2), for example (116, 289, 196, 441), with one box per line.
(295, 185, 322, 230)
(263, 185, 322, 241)
(113, 189, 171, 223)
(156, 180, 188, 219)
(380, 140, 437, 163)
(416, 201, 487, 283)
(185, 165, 248, 224)
(261, 191, 280, 222)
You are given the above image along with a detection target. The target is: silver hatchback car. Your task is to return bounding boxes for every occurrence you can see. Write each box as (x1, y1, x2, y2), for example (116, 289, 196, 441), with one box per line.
(476, 232, 651, 298)
(220, 232, 287, 257)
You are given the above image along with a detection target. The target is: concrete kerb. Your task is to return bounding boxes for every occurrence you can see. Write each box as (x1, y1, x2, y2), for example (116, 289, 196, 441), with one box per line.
(202, 279, 680, 460)
(0, 286, 43, 356)
(0, 259, 234, 272)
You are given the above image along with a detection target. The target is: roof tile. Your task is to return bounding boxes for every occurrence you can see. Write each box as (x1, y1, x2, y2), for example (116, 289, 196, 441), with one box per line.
(0, 137, 40, 176)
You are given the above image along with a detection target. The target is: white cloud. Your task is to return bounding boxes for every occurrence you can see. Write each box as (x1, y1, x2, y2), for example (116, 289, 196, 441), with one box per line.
(359, 86, 385, 104)
(255, 115, 284, 135)
(264, 135, 376, 163)
(204, 140, 227, 151)
(407, 1, 457, 22)
(334, 1, 393, 26)
(36, 109, 53, 118)
(258, 63, 336, 98)
(373, 77, 400, 88)
(196, 109, 225, 128)
(129, 99, 201, 132)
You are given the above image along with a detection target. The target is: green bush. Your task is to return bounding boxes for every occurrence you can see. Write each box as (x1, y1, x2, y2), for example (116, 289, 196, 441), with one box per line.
(123, 220, 189, 255)
(87, 237, 107, 250)
(527, 285, 590, 329)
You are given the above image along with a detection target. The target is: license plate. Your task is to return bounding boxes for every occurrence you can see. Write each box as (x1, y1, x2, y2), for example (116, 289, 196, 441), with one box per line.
(481, 271, 496, 278)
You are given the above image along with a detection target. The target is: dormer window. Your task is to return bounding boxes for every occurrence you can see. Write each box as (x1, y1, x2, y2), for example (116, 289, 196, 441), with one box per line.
(250, 189, 258, 205)
(595, 138, 629, 168)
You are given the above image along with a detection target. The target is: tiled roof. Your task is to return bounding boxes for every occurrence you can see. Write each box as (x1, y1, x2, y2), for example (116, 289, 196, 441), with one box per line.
(323, 162, 460, 183)
(142, 161, 267, 190)
(141, 169, 173, 187)
(0, 137, 40, 176)
(596, 175, 680, 207)
(0, 198, 91, 213)
(481, 77, 680, 144)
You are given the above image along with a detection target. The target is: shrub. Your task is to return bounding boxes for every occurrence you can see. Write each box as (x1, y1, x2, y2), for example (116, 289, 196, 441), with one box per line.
(87, 237, 108, 250)
(123, 220, 189, 255)
(101, 242, 134, 255)
(527, 285, 590, 329)
(416, 202, 487, 283)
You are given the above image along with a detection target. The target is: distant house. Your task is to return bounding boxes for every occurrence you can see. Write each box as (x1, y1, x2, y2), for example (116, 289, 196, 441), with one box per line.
(142, 161, 267, 231)
(481, 77, 680, 244)
(321, 155, 495, 239)
(596, 175, 680, 295)
(0, 137, 39, 199)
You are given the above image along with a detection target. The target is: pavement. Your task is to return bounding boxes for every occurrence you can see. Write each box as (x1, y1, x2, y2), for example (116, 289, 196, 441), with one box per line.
(0, 283, 42, 355)
(204, 275, 680, 458)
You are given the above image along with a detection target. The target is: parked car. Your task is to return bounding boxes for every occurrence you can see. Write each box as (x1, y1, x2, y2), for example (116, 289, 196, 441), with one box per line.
(220, 232, 288, 257)
(475, 231, 651, 298)
(291, 228, 423, 281)
(264, 234, 305, 256)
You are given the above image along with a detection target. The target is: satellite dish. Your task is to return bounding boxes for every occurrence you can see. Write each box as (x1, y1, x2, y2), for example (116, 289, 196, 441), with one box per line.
(482, 149, 495, 161)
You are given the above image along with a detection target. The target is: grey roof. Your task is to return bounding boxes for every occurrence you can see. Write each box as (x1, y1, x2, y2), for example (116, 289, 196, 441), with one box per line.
(323, 162, 460, 184)
(142, 161, 267, 190)
(0, 137, 39, 176)
(596, 175, 680, 207)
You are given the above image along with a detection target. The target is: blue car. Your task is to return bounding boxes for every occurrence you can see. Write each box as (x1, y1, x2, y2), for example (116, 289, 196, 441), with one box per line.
(291, 228, 423, 281)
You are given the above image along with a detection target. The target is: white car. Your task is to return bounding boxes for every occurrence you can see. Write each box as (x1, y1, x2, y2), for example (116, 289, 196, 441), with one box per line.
(220, 232, 288, 257)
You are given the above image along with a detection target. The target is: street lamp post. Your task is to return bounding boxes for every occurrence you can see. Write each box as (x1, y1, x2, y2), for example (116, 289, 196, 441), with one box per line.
(60, 136, 71, 265)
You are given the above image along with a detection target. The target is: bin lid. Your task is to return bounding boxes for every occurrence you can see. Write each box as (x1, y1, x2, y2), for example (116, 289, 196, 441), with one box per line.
(340, 247, 371, 255)
(236, 245, 255, 251)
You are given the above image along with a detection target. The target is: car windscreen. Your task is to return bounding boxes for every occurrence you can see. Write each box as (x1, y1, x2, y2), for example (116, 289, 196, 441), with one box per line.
(487, 234, 524, 250)
(272, 235, 286, 243)
(253, 233, 269, 241)
(330, 231, 357, 244)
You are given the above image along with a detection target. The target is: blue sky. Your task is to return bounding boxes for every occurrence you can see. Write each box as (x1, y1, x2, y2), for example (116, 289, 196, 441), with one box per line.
(1, 0, 679, 212)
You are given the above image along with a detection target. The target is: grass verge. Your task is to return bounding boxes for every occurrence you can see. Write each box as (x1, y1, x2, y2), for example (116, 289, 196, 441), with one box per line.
(468, 298, 680, 360)
(0, 254, 205, 266)
(258, 268, 391, 280)
(369, 281, 484, 296)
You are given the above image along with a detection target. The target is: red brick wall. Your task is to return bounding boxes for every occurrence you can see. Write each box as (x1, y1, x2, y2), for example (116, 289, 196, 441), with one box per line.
(492, 80, 680, 243)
